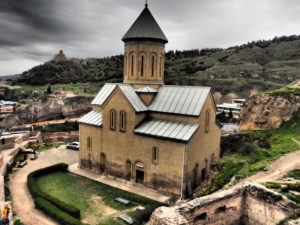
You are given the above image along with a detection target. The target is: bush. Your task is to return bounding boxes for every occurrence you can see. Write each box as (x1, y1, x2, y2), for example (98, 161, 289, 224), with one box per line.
(27, 163, 81, 219)
(34, 198, 87, 225)
(238, 142, 257, 155)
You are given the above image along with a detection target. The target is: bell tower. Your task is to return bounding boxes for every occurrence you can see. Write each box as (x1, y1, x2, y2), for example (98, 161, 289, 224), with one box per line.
(122, 4, 168, 88)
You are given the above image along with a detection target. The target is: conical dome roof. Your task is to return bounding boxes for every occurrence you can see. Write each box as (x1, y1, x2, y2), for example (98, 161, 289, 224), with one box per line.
(122, 5, 168, 43)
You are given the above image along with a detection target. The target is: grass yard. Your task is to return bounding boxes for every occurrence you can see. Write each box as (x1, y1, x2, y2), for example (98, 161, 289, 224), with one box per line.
(36, 172, 164, 225)
(21, 83, 101, 96)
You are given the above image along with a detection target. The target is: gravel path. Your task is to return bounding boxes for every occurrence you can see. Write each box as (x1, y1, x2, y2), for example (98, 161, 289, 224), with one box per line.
(228, 139, 300, 188)
(10, 146, 78, 225)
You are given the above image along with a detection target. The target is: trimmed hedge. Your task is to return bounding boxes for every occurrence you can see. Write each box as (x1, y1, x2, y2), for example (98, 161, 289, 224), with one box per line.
(34, 197, 86, 225)
(27, 163, 86, 225)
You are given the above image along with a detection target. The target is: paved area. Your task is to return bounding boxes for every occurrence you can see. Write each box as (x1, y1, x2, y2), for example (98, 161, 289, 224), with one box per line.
(10, 146, 170, 225)
(69, 164, 171, 203)
(10, 146, 78, 225)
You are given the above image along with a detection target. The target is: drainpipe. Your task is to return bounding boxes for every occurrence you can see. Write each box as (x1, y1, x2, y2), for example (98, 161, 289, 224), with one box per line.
(180, 143, 187, 200)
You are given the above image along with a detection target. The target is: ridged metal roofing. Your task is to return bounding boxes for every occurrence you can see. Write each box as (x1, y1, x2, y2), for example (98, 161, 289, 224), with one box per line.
(134, 119, 199, 142)
(91, 83, 117, 106)
(118, 84, 148, 112)
(78, 111, 102, 127)
(135, 85, 158, 93)
(91, 83, 147, 112)
(122, 6, 168, 43)
(148, 86, 211, 116)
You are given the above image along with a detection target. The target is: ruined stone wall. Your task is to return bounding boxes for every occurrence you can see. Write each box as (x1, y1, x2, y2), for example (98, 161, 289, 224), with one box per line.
(149, 183, 296, 225)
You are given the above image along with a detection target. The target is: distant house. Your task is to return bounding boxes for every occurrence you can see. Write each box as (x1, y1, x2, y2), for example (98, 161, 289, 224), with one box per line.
(0, 100, 18, 114)
(78, 4, 221, 197)
(217, 98, 246, 116)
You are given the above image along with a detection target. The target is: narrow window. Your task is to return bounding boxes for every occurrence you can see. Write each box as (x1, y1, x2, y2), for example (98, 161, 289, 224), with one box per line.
(205, 109, 210, 133)
(131, 55, 134, 77)
(119, 111, 126, 132)
(151, 55, 155, 77)
(87, 137, 92, 151)
(152, 146, 159, 164)
(159, 56, 163, 77)
(110, 109, 116, 130)
(141, 55, 144, 76)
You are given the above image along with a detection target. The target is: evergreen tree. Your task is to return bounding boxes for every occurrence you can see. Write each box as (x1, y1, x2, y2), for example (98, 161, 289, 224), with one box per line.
(47, 85, 52, 94)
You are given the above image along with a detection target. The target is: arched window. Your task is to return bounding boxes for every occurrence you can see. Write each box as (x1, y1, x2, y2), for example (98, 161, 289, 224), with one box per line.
(151, 54, 156, 77)
(119, 110, 126, 132)
(205, 109, 210, 133)
(110, 109, 116, 130)
(141, 55, 145, 76)
(138, 53, 146, 77)
(87, 137, 92, 151)
(130, 54, 134, 77)
(152, 146, 159, 164)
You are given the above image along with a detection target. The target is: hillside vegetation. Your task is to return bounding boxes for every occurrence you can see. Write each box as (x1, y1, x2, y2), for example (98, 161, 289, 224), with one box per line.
(12, 35, 300, 98)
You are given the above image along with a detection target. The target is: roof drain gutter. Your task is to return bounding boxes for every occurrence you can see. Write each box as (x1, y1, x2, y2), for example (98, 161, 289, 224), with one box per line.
(180, 143, 187, 201)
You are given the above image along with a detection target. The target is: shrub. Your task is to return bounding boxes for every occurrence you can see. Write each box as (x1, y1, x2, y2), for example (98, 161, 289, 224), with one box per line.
(238, 142, 257, 155)
(284, 169, 300, 179)
(34, 198, 87, 225)
(27, 163, 81, 219)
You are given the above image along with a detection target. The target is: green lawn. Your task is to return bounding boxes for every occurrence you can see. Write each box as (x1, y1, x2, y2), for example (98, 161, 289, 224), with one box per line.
(36, 172, 164, 225)
(200, 116, 300, 196)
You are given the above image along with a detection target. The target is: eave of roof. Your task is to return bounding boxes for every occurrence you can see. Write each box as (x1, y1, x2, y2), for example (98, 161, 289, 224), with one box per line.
(78, 111, 102, 127)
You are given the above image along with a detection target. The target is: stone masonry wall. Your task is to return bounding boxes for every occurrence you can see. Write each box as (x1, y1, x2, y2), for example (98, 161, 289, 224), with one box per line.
(149, 183, 296, 225)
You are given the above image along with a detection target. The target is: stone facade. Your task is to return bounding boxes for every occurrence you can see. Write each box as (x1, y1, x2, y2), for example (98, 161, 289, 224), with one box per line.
(123, 41, 165, 86)
(149, 183, 297, 225)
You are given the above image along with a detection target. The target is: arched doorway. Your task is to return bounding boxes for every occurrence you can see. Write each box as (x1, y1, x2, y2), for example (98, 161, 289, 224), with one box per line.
(100, 153, 106, 173)
(125, 160, 132, 180)
(135, 162, 145, 184)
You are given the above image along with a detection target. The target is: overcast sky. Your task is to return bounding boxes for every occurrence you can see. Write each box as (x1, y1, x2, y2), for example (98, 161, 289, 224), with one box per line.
(0, 0, 299, 76)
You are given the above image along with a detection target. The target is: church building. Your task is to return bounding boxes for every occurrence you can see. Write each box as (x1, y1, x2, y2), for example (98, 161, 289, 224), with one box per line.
(79, 3, 221, 196)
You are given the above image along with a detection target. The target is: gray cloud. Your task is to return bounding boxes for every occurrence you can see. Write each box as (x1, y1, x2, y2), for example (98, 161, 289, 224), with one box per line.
(0, 0, 300, 75)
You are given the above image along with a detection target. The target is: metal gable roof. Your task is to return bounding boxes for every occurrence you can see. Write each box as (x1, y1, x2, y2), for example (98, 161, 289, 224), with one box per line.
(78, 111, 102, 127)
(91, 83, 117, 106)
(118, 84, 148, 112)
(122, 6, 168, 43)
(91, 83, 147, 113)
(134, 119, 199, 142)
(135, 85, 158, 93)
(149, 85, 211, 116)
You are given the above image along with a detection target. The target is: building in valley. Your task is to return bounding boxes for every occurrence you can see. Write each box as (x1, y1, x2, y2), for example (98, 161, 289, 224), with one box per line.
(78, 3, 221, 196)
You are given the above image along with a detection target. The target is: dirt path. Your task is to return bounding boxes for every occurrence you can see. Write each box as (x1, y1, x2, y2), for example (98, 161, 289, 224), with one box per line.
(228, 139, 300, 188)
(10, 146, 78, 225)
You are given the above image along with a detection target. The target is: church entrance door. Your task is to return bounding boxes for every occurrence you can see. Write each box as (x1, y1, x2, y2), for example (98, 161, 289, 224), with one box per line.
(136, 170, 144, 184)
(135, 161, 145, 184)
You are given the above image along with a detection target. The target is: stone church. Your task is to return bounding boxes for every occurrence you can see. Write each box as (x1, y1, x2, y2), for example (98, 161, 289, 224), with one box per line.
(79, 4, 221, 196)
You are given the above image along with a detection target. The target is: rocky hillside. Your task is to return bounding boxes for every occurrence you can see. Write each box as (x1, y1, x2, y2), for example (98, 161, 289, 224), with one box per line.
(12, 35, 300, 98)
(0, 96, 92, 129)
(240, 83, 300, 130)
